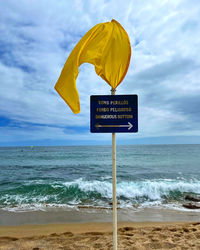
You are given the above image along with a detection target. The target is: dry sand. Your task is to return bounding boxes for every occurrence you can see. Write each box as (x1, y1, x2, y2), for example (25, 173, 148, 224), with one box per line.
(0, 221, 200, 249)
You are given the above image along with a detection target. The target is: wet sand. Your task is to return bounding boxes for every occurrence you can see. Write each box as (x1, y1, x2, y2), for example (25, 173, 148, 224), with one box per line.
(1, 207, 200, 226)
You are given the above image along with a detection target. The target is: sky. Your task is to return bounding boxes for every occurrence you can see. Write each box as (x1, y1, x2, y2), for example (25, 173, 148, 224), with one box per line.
(0, 0, 200, 146)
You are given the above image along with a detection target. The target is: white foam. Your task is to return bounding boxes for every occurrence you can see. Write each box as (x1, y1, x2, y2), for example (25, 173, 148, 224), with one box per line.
(2, 178, 200, 212)
(2, 203, 77, 212)
(63, 178, 200, 200)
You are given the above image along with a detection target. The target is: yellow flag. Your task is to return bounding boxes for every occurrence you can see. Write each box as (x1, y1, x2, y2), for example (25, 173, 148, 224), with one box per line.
(55, 19, 131, 114)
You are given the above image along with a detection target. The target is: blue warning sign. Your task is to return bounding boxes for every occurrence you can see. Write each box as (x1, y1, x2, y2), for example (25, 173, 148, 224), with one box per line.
(90, 95, 138, 133)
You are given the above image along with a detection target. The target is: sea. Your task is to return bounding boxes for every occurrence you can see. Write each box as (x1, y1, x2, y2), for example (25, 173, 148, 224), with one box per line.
(0, 145, 200, 213)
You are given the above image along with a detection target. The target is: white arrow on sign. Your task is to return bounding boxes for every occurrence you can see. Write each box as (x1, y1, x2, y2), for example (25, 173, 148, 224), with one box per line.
(95, 122, 133, 130)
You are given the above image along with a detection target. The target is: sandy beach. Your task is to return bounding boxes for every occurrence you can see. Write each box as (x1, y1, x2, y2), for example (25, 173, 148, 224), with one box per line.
(1, 221, 200, 249)
(0, 208, 200, 249)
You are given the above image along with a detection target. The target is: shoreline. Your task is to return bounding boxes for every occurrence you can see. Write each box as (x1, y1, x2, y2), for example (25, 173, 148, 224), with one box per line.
(0, 206, 200, 226)
(1, 207, 200, 249)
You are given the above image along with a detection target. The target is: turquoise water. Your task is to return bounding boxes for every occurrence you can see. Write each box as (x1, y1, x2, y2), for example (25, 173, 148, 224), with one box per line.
(0, 145, 200, 211)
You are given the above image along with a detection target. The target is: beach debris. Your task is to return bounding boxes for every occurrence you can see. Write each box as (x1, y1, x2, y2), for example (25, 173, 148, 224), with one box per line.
(185, 195, 200, 202)
(183, 195, 200, 209)
(182, 203, 200, 209)
(77, 205, 120, 210)
(109, 201, 120, 205)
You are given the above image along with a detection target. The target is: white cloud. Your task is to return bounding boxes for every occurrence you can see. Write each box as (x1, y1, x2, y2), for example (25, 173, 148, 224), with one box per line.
(0, 0, 200, 144)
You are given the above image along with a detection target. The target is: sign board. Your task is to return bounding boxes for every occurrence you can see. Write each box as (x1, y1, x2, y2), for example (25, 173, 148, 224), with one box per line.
(90, 95, 138, 133)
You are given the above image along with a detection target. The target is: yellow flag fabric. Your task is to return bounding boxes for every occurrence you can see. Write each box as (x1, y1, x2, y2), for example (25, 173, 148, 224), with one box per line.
(55, 19, 131, 114)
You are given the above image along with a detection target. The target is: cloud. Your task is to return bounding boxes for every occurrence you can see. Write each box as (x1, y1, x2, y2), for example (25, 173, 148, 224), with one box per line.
(0, 0, 200, 145)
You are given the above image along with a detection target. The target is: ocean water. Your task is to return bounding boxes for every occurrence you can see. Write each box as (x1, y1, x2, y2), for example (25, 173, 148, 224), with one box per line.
(0, 145, 200, 212)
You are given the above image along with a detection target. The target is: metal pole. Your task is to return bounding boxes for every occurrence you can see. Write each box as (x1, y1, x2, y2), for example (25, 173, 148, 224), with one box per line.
(111, 88, 117, 250)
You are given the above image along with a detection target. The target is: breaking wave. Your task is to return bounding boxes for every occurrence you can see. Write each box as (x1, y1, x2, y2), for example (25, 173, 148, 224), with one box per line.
(1, 178, 200, 211)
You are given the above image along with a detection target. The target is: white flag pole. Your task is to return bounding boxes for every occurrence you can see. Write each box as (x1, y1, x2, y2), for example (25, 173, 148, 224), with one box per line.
(111, 88, 117, 250)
